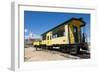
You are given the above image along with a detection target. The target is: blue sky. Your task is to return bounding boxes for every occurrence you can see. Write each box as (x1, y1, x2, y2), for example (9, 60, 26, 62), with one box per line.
(24, 11, 90, 41)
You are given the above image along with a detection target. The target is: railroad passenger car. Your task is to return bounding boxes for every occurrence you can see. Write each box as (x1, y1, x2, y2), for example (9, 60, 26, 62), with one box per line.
(33, 18, 89, 54)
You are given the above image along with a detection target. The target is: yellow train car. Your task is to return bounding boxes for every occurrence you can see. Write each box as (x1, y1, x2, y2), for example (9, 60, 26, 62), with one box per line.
(34, 18, 88, 54)
(33, 40, 41, 48)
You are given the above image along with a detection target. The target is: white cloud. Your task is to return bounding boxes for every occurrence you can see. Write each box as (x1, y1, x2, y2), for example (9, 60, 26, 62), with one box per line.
(24, 29, 28, 33)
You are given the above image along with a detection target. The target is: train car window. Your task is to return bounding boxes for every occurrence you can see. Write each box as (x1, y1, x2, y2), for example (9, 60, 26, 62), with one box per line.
(57, 30, 64, 37)
(55, 34, 57, 38)
(52, 35, 54, 38)
(52, 34, 57, 38)
(42, 35, 46, 40)
(73, 27, 77, 32)
(50, 35, 52, 40)
(47, 36, 49, 40)
(64, 32, 66, 36)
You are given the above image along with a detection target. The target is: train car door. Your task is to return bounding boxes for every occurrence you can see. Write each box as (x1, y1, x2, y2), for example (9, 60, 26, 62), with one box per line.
(69, 26, 80, 54)
(73, 26, 79, 43)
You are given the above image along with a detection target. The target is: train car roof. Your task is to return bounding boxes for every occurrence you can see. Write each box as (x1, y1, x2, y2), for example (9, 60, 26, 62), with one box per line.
(41, 18, 86, 36)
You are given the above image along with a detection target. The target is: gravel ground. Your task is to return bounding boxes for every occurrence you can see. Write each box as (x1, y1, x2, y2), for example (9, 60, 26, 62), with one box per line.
(24, 47, 80, 62)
